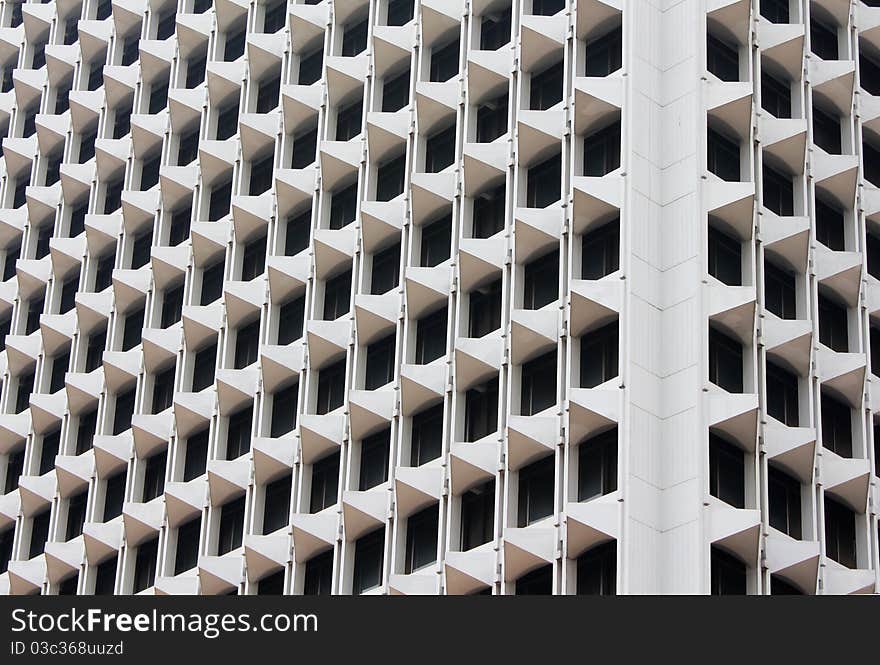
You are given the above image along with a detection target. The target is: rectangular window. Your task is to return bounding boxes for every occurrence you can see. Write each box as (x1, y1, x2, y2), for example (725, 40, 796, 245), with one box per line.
(66, 491, 88, 540)
(285, 211, 311, 256)
(821, 392, 852, 457)
(709, 433, 745, 508)
(303, 550, 333, 594)
(35, 226, 51, 260)
(148, 79, 169, 114)
(584, 121, 621, 177)
(707, 33, 739, 81)
(29, 510, 50, 558)
(152, 366, 175, 414)
(764, 260, 796, 319)
(310, 452, 340, 513)
(580, 320, 619, 388)
(824, 496, 856, 568)
(130, 230, 153, 270)
(263, 0, 286, 33)
(156, 10, 176, 40)
(516, 565, 552, 595)
(521, 350, 557, 416)
(353, 529, 384, 594)
(161, 283, 184, 329)
(818, 293, 848, 352)
(322, 269, 352, 320)
(290, 127, 318, 168)
(79, 130, 97, 163)
(316, 360, 346, 415)
(94, 252, 114, 292)
(382, 70, 409, 112)
(226, 407, 253, 460)
(341, 18, 368, 57)
(39, 430, 60, 476)
(10, 372, 25, 413)
(270, 383, 298, 438)
(4, 449, 24, 494)
(3, 245, 19, 281)
(277, 296, 305, 345)
(200, 261, 224, 306)
(49, 352, 70, 393)
(476, 94, 508, 144)
(104, 179, 123, 214)
(768, 465, 802, 539)
(708, 326, 743, 393)
(175, 518, 201, 574)
(94, 557, 117, 595)
(329, 182, 358, 229)
(708, 225, 741, 285)
(707, 127, 740, 182)
(868, 230, 880, 280)
(582, 219, 619, 279)
(121, 307, 144, 351)
(370, 243, 400, 295)
(142, 450, 167, 502)
(465, 377, 499, 442)
(216, 103, 239, 141)
(517, 455, 555, 527)
(530, 60, 563, 110)
(177, 128, 200, 167)
(760, 0, 789, 23)
(364, 334, 395, 390)
(860, 49, 880, 96)
(404, 504, 438, 573)
(69, 203, 87, 238)
(811, 16, 838, 60)
(359, 428, 390, 490)
(26, 297, 43, 335)
(224, 26, 246, 61)
(480, 10, 511, 51)
(425, 125, 456, 173)
(60, 276, 78, 314)
(249, 154, 274, 196)
(335, 99, 363, 141)
(469, 279, 502, 338)
(578, 428, 617, 501)
(411, 404, 443, 466)
(523, 250, 559, 309)
(76, 410, 97, 455)
(865, 140, 880, 187)
(192, 343, 217, 391)
(430, 39, 460, 82)
(133, 537, 158, 593)
(113, 389, 135, 435)
(113, 106, 131, 139)
(183, 430, 209, 481)
(256, 75, 281, 113)
(420, 214, 452, 267)
(387, 0, 414, 26)
(460, 480, 494, 550)
(473, 184, 506, 238)
(298, 48, 323, 85)
(376, 155, 406, 202)
(103, 472, 126, 522)
(813, 105, 842, 154)
(585, 26, 622, 77)
(55, 84, 71, 114)
(185, 53, 207, 88)
(241, 235, 267, 281)
(766, 362, 799, 426)
(415, 308, 447, 365)
(816, 198, 845, 251)
(577, 541, 617, 595)
(263, 474, 292, 534)
(526, 154, 561, 208)
(762, 164, 794, 216)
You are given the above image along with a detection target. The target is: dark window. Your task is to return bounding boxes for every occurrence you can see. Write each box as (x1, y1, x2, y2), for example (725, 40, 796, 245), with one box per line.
(310, 452, 340, 512)
(518, 455, 555, 526)
(371, 243, 400, 295)
(859, 49, 880, 96)
(582, 219, 620, 279)
(131, 230, 152, 269)
(35, 226, 51, 260)
(430, 39, 459, 82)
(316, 360, 346, 415)
(336, 99, 363, 141)
(580, 320, 619, 388)
(94, 252, 114, 292)
(521, 350, 557, 416)
(824, 496, 856, 568)
(290, 127, 317, 168)
(224, 26, 246, 61)
(66, 491, 87, 540)
(480, 10, 511, 51)
(420, 215, 452, 267)
(710, 547, 746, 594)
(257, 570, 284, 594)
(323, 269, 352, 320)
(32, 41, 46, 70)
(821, 392, 852, 458)
(425, 125, 456, 173)
(277, 296, 305, 345)
(329, 183, 358, 229)
(45, 152, 62, 185)
(177, 129, 199, 167)
(133, 537, 158, 593)
(174, 518, 201, 574)
(768, 465, 801, 539)
(55, 84, 71, 114)
(341, 18, 367, 57)
(812, 105, 841, 154)
(26, 297, 43, 335)
(865, 140, 880, 187)
(465, 377, 499, 442)
(185, 53, 206, 88)
(39, 430, 60, 476)
(764, 260, 796, 319)
(533, 0, 564, 15)
(585, 26, 622, 76)
(63, 15, 78, 45)
(473, 184, 506, 238)
(121, 308, 144, 351)
(708, 326, 743, 393)
(226, 407, 253, 459)
(411, 404, 443, 466)
(387, 0, 414, 25)
(810, 16, 838, 61)
(376, 155, 406, 201)
(262, 474, 292, 534)
(516, 565, 552, 595)
(0, 65, 11, 93)
(156, 10, 176, 40)
(59, 575, 79, 595)
(523, 250, 559, 309)
(763, 164, 794, 216)
(192, 343, 217, 391)
(298, 48, 323, 85)
(4, 449, 24, 494)
(469, 279, 502, 337)
(270, 383, 298, 438)
(79, 130, 96, 163)
(76, 410, 97, 455)
(526, 154, 561, 208)
(382, 70, 409, 112)
(771, 575, 803, 595)
(303, 550, 333, 594)
(760, 0, 789, 23)
(60, 276, 78, 314)
(707, 33, 739, 81)
(113, 388, 135, 435)
(15, 373, 33, 414)
(3, 245, 19, 281)
(94, 557, 117, 595)
(285, 211, 311, 256)
(415, 308, 447, 365)
(460, 480, 494, 550)
(709, 433, 745, 509)
(365, 334, 395, 390)
(815, 198, 845, 251)
(353, 529, 384, 594)
(256, 75, 281, 113)
(708, 225, 741, 285)
(872, 326, 880, 378)
(22, 108, 36, 138)
(249, 155, 274, 196)
(577, 541, 617, 595)
(868, 231, 880, 280)
(359, 428, 390, 490)
(241, 235, 267, 281)
(104, 179, 123, 214)
(263, 0, 286, 33)
(152, 367, 175, 415)
(161, 283, 184, 329)
(404, 505, 438, 573)
(766, 362, 798, 426)
(578, 428, 617, 501)
(49, 352, 70, 393)
(818, 293, 848, 352)
(530, 60, 563, 110)
(183, 430, 209, 481)
(148, 79, 168, 114)
(584, 121, 621, 176)
(216, 103, 239, 141)
(103, 472, 126, 521)
(69, 203, 87, 237)
(113, 106, 131, 139)
(142, 450, 167, 502)
(200, 261, 224, 305)
(29, 510, 50, 558)
(0, 318, 8, 352)
(87, 60, 103, 91)
(707, 127, 740, 181)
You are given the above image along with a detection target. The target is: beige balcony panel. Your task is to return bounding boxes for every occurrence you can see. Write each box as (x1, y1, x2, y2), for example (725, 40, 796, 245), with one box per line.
(131, 412, 174, 459)
(93, 433, 133, 478)
(354, 292, 399, 346)
(444, 549, 496, 594)
(168, 86, 207, 133)
(565, 494, 619, 558)
(35, 111, 70, 153)
(0, 413, 30, 455)
(569, 278, 622, 338)
(30, 392, 66, 435)
(567, 388, 620, 444)
(13, 68, 47, 110)
(232, 192, 273, 242)
(349, 389, 395, 441)
(216, 368, 259, 415)
(411, 172, 455, 224)
(458, 236, 505, 293)
(112, 0, 148, 33)
(247, 32, 284, 81)
(0, 207, 26, 247)
(45, 45, 78, 84)
(518, 109, 564, 167)
(251, 436, 296, 485)
(319, 140, 362, 192)
(503, 527, 555, 581)
(760, 210, 809, 271)
(342, 490, 388, 542)
(291, 513, 337, 563)
(2, 136, 38, 177)
(759, 116, 807, 175)
(112, 268, 150, 314)
(420, 0, 462, 46)
(104, 63, 140, 110)
(282, 83, 322, 133)
(313, 225, 357, 280)
(813, 153, 859, 209)
(49, 235, 87, 280)
(514, 206, 563, 264)
(373, 24, 416, 78)
(240, 112, 280, 161)
(822, 566, 876, 595)
(324, 54, 368, 106)
(65, 368, 104, 415)
(705, 179, 755, 240)
(707, 0, 750, 43)
(198, 555, 242, 595)
(706, 392, 758, 452)
(519, 14, 567, 74)
(4, 334, 41, 376)
(26, 184, 62, 225)
(122, 499, 164, 547)
(405, 263, 452, 319)
(0, 491, 21, 529)
(395, 466, 443, 519)
(462, 141, 507, 197)
(367, 110, 409, 163)
(75, 18, 112, 63)
(182, 304, 224, 350)
(275, 166, 318, 214)
(0, 282, 15, 315)
(814, 246, 861, 307)
(449, 440, 499, 494)
(165, 479, 207, 527)
(416, 78, 458, 135)
(18, 474, 56, 516)
(55, 451, 95, 498)
(306, 319, 351, 369)
(7, 558, 47, 595)
(16, 257, 51, 301)
(154, 575, 200, 595)
(467, 49, 511, 106)
(139, 38, 176, 84)
(399, 362, 446, 416)
(141, 327, 181, 374)
(173, 391, 215, 439)
(151, 245, 190, 291)
(288, 3, 328, 53)
(224, 279, 265, 328)
(206, 60, 246, 107)
(68, 89, 104, 132)
(507, 415, 557, 471)
(84, 213, 121, 257)
(762, 316, 812, 377)
(510, 308, 559, 366)
(859, 3, 880, 49)
(707, 282, 756, 344)
(0, 25, 23, 61)
(260, 344, 305, 393)
(266, 255, 309, 304)
(707, 501, 761, 564)
(121, 190, 161, 234)
(44, 538, 84, 584)
(299, 412, 345, 464)
(207, 456, 250, 506)
(575, 0, 622, 40)
(867, 281, 880, 321)
(765, 533, 819, 594)
(245, 534, 289, 581)
(361, 199, 406, 254)
(389, 573, 437, 595)
(573, 76, 622, 137)
(816, 347, 866, 407)
(191, 220, 231, 266)
(159, 165, 199, 211)
(83, 521, 123, 564)
(758, 21, 804, 79)
(821, 454, 871, 512)
(571, 175, 623, 235)
(809, 59, 855, 115)
(454, 333, 503, 391)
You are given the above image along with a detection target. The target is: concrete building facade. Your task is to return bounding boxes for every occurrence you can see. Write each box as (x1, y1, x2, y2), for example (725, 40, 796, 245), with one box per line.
(0, 0, 878, 595)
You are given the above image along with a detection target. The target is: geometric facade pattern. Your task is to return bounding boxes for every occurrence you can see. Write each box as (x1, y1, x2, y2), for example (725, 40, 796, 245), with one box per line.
(0, 0, 878, 595)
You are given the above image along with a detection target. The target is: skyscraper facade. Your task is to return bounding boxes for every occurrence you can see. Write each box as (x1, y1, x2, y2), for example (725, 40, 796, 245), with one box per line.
(0, 0, 877, 596)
